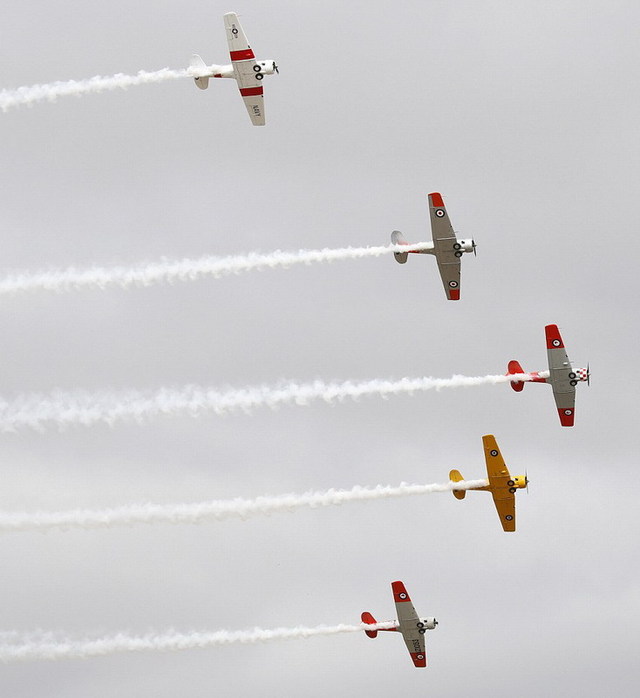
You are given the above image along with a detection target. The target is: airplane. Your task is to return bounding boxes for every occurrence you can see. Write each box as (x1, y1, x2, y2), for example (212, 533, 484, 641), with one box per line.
(390, 192, 476, 300)
(361, 580, 437, 668)
(189, 12, 278, 126)
(507, 324, 589, 426)
(449, 434, 527, 532)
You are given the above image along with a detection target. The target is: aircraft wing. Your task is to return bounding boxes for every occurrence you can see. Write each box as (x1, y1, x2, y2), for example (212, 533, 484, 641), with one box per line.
(545, 324, 576, 426)
(223, 12, 265, 126)
(491, 491, 516, 532)
(551, 386, 576, 427)
(483, 435, 516, 532)
(391, 581, 427, 668)
(428, 192, 461, 300)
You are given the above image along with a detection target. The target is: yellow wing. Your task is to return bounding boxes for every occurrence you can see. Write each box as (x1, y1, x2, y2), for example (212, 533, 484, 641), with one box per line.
(482, 435, 510, 482)
(483, 435, 516, 532)
(491, 492, 516, 532)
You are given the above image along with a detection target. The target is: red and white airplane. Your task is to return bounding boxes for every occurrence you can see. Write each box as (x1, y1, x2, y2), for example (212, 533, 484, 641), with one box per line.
(507, 324, 589, 426)
(361, 581, 437, 668)
(390, 192, 476, 300)
(189, 12, 278, 126)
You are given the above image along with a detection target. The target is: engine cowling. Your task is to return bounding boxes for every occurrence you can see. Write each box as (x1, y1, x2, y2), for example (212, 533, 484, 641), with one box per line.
(569, 367, 589, 384)
(420, 617, 438, 630)
(254, 60, 278, 75)
(510, 475, 528, 490)
(457, 239, 475, 253)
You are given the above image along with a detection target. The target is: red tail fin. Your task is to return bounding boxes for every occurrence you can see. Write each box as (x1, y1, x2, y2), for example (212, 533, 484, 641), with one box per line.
(361, 611, 378, 638)
(507, 360, 525, 392)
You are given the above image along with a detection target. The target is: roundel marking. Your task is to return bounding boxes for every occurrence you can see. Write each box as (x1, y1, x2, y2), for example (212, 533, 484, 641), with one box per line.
(232, 27, 238, 35)
(490, 449, 499, 457)
(399, 592, 407, 599)
(417, 654, 424, 660)
(505, 515, 514, 521)
(564, 409, 573, 415)
(449, 280, 458, 288)
(552, 339, 561, 347)
(435, 209, 445, 217)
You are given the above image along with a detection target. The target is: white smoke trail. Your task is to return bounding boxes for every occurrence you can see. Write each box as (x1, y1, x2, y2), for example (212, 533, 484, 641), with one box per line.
(0, 621, 398, 663)
(0, 374, 532, 432)
(0, 479, 488, 534)
(0, 67, 195, 112)
(0, 243, 433, 296)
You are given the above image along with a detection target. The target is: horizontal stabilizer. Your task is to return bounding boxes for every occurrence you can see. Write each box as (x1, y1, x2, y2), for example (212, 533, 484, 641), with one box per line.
(507, 360, 525, 391)
(189, 54, 210, 89)
(391, 231, 409, 264)
(361, 611, 378, 638)
(449, 469, 466, 499)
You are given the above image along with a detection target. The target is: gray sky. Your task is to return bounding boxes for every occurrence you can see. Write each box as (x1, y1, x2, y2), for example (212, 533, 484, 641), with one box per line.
(0, 0, 639, 695)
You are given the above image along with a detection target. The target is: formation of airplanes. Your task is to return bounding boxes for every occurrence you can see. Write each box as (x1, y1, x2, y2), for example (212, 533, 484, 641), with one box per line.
(183, 11, 590, 672)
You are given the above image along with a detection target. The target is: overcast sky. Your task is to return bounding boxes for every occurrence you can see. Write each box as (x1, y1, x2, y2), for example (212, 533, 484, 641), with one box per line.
(0, 0, 639, 695)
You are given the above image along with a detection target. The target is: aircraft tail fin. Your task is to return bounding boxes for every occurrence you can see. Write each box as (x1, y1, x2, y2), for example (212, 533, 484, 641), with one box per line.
(190, 54, 210, 89)
(449, 469, 466, 500)
(507, 360, 526, 392)
(391, 231, 409, 264)
(361, 611, 378, 638)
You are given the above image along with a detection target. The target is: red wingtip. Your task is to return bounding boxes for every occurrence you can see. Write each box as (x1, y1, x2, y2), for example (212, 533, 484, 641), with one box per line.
(429, 192, 445, 208)
(391, 581, 411, 603)
(449, 289, 460, 300)
(411, 651, 427, 668)
(558, 407, 575, 426)
(545, 324, 564, 349)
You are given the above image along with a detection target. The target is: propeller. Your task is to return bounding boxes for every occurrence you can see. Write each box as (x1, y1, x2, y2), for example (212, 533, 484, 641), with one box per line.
(587, 362, 590, 386)
(525, 470, 529, 494)
(472, 239, 477, 256)
(273, 62, 279, 74)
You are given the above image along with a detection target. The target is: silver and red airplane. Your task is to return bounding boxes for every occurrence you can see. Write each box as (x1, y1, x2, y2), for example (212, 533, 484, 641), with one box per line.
(189, 12, 278, 125)
(361, 581, 437, 668)
(390, 192, 476, 300)
(507, 324, 589, 427)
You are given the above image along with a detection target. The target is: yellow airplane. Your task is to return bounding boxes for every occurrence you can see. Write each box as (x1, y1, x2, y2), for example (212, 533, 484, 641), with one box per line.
(449, 435, 527, 532)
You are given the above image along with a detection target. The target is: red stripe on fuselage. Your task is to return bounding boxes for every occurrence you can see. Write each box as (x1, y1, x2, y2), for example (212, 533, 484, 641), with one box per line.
(230, 49, 255, 61)
(529, 372, 548, 383)
(239, 86, 263, 97)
